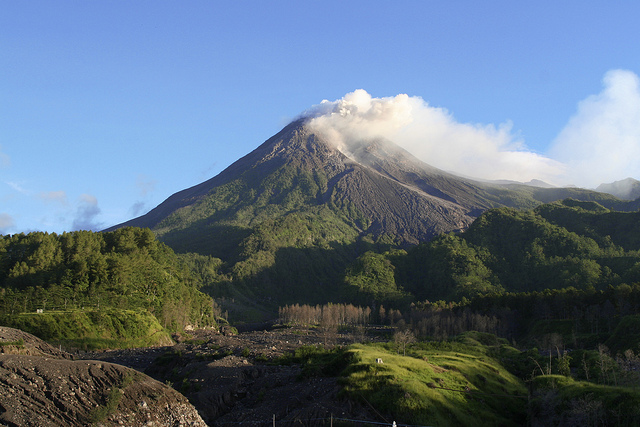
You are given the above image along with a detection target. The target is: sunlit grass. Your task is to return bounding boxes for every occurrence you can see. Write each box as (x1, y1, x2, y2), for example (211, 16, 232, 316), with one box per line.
(341, 343, 527, 426)
(2, 308, 173, 350)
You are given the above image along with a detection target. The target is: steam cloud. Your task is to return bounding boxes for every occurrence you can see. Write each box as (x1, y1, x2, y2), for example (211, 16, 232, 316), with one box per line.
(305, 90, 564, 184)
(305, 69, 640, 188)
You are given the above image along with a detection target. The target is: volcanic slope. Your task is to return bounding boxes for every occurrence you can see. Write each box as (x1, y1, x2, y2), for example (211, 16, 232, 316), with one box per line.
(108, 119, 621, 256)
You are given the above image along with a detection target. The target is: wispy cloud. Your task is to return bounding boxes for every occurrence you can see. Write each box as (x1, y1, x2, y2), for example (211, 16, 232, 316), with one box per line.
(0, 146, 9, 168)
(549, 69, 640, 188)
(6, 181, 30, 195)
(127, 174, 158, 218)
(72, 194, 103, 231)
(129, 201, 148, 217)
(136, 174, 157, 197)
(37, 190, 68, 205)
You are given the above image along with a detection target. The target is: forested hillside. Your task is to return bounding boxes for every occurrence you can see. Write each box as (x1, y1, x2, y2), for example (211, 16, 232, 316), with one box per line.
(3, 199, 640, 330)
(0, 227, 217, 334)
(394, 199, 640, 302)
(160, 198, 640, 320)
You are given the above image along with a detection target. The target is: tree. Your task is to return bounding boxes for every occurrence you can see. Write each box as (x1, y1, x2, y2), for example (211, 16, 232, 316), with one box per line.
(393, 328, 416, 356)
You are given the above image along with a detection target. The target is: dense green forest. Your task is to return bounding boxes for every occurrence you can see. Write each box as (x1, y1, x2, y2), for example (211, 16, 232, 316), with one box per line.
(0, 227, 218, 336)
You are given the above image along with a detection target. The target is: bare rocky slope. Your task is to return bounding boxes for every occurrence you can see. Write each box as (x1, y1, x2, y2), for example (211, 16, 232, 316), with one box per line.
(0, 326, 206, 427)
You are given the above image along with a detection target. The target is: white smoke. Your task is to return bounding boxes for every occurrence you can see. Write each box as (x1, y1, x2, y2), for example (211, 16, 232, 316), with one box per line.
(549, 69, 640, 188)
(305, 89, 565, 185)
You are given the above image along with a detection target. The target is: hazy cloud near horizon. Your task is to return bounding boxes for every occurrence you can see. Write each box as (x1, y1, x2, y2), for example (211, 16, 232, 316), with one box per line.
(305, 69, 640, 188)
(72, 194, 102, 231)
(0, 213, 15, 234)
(37, 190, 68, 205)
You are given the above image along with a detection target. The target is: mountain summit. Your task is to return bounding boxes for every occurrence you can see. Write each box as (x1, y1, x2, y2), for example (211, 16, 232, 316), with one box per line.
(108, 119, 622, 253)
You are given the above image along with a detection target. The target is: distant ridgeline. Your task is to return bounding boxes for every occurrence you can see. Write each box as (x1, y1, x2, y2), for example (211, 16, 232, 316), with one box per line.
(0, 227, 218, 346)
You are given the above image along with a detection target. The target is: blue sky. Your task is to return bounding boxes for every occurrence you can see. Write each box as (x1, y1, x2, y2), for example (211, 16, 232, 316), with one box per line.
(1, 1, 640, 234)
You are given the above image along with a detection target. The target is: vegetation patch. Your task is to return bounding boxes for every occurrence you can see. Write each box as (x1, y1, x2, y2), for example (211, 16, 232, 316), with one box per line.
(1, 308, 173, 350)
(0, 338, 24, 347)
(0, 228, 219, 332)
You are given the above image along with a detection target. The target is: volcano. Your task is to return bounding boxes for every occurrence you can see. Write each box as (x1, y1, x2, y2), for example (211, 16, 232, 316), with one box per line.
(107, 119, 621, 254)
(105, 119, 629, 307)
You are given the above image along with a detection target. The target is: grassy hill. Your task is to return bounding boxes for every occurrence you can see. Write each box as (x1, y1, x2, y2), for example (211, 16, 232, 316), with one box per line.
(1, 308, 173, 350)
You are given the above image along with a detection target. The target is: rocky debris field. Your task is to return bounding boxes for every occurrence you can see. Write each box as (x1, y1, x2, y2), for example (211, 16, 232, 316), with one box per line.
(0, 327, 206, 427)
(82, 326, 385, 426)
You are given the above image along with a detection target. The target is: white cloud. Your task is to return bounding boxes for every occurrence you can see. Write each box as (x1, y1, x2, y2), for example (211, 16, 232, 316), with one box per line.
(305, 89, 564, 184)
(549, 69, 640, 188)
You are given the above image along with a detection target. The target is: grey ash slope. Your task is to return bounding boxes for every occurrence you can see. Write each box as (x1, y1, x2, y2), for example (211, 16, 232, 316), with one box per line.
(107, 119, 625, 254)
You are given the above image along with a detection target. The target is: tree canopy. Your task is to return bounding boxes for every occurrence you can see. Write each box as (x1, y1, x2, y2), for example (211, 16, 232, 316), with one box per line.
(0, 227, 217, 331)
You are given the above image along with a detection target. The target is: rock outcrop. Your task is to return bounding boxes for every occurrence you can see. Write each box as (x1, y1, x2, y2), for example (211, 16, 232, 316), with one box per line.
(0, 327, 206, 427)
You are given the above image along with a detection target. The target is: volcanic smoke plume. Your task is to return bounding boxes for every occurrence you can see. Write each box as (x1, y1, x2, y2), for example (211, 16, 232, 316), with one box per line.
(303, 69, 640, 189)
